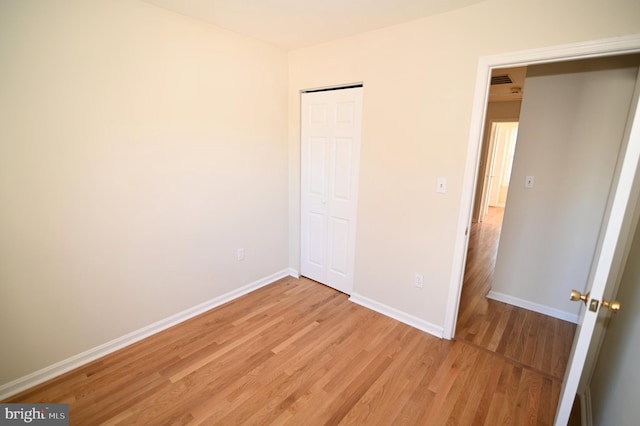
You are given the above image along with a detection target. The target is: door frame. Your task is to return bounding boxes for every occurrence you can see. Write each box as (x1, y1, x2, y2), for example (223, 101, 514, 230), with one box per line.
(444, 34, 640, 340)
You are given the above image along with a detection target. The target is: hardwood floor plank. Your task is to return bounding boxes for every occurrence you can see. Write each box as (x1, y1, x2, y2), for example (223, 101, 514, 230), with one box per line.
(452, 350, 500, 425)
(322, 354, 394, 425)
(335, 328, 426, 424)
(470, 353, 505, 425)
(500, 364, 523, 425)
(484, 302, 513, 352)
(537, 377, 555, 426)
(527, 371, 544, 426)
(74, 374, 170, 425)
(483, 360, 514, 423)
(271, 321, 320, 353)
(389, 341, 451, 424)
(426, 343, 482, 424)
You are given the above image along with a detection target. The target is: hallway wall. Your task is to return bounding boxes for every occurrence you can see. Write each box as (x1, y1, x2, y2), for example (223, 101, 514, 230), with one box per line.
(490, 57, 639, 320)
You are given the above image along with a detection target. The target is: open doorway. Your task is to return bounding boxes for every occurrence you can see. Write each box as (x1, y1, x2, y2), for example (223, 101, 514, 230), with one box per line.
(454, 66, 529, 343)
(473, 66, 526, 224)
(456, 56, 639, 330)
(445, 42, 640, 341)
(479, 121, 519, 219)
(451, 51, 640, 423)
(454, 68, 525, 340)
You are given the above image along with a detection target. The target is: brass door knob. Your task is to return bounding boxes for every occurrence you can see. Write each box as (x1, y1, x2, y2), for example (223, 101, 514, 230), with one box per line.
(602, 299, 621, 313)
(570, 290, 590, 305)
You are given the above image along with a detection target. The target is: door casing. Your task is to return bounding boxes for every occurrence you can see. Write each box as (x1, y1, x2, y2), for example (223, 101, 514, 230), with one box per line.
(445, 33, 640, 426)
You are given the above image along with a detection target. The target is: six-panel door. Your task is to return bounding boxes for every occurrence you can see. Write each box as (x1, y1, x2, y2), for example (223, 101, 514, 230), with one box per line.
(301, 87, 363, 295)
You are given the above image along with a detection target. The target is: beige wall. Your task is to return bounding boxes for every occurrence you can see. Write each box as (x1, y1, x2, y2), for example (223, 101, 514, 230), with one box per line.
(0, 0, 288, 385)
(288, 0, 640, 327)
(491, 58, 638, 319)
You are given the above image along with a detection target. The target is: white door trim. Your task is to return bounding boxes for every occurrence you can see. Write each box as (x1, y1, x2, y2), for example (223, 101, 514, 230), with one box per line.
(443, 34, 640, 340)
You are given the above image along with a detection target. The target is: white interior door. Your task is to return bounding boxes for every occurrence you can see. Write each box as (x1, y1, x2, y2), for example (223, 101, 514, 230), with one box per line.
(300, 87, 363, 294)
(497, 123, 518, 207)
(479, 121, 518, 219)
(555, 75, 640, 425)
(487, 122, 518, 208)
(483, 123, 499, 215)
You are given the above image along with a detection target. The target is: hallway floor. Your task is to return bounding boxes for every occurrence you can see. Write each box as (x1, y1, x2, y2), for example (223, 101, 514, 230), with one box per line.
(456, 207, 578, 421)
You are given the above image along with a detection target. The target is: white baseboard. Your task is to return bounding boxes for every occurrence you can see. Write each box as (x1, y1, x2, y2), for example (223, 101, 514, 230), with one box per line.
(349, 293, 444, 338)
(0, 269, 291, 400)
(288, 268, 300, 278)
(487, 290, 579, 323)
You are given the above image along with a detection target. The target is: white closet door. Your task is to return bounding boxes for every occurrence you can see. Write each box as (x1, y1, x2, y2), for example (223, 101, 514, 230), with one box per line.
(301, 87, 363, 294)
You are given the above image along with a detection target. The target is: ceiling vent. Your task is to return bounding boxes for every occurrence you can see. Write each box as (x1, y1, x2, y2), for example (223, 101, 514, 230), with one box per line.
(491, 74, 513, 85)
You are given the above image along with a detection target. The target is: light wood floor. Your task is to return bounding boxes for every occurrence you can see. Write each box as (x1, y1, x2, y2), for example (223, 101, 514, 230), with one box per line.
(5, 207, 576, 425)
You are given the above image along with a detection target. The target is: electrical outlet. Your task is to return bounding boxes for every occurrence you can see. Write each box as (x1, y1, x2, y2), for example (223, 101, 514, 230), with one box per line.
(237, 248, 245, 261)
(415, 274, 424, 288)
